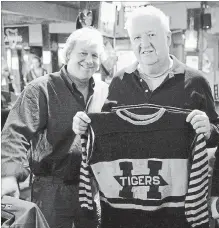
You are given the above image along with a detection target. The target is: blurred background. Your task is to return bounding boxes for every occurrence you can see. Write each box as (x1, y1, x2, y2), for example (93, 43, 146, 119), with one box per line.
(1, 1, 219, 111)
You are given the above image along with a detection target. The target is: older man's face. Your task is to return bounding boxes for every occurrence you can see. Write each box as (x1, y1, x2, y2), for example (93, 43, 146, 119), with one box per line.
(129, 15, 171, 67)
(67, 40, 100, 81)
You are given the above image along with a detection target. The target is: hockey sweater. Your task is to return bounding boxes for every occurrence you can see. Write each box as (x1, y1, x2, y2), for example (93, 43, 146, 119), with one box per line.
(79, 105, 209, 228)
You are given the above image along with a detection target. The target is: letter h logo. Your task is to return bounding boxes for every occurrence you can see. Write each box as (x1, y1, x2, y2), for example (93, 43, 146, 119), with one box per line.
(114, 160, 167, 199)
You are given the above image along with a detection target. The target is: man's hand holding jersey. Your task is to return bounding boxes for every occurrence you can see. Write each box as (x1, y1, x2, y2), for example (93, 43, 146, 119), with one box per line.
(73, 111, 91, 135)
(73, 109, 212, 139)
(186, 109, 211, 140)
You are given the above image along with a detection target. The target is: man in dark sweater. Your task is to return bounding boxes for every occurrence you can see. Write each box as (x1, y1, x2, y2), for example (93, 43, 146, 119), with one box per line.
(73, 5, 219, 227)
(1, 27, 107, 228)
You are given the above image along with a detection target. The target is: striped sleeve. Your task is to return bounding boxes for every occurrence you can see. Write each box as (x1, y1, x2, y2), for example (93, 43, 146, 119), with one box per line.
(79, 133, 94, 212)
(185, 133, 210, 227)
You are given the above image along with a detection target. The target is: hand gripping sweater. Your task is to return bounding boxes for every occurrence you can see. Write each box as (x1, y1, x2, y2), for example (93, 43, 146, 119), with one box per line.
(79, 105, 210, 228)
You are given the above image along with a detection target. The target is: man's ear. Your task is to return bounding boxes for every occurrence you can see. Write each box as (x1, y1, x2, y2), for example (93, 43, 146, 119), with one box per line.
(66, 51, 71, 64)
(167, 31, 172, 47)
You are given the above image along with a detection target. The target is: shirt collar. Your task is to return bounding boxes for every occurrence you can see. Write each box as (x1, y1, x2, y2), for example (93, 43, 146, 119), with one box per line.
(61, 65, 95, 91)
(124, 55, 185, 78)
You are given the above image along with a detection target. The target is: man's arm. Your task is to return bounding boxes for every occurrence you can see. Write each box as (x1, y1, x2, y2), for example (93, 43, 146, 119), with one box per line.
(208, 123, 219, 148)
(200, 76, 219, 147)
(188, 75, 219, 147)
(1, 84, 47, 182)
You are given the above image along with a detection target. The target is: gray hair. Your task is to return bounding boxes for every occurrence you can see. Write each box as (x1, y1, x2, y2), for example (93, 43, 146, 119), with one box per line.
(125, 5, 170, 35)
(61, 27, 104, 65)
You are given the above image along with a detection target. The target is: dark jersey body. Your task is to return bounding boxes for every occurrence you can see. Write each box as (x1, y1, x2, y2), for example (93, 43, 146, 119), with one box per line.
(83, 106, 209, 228)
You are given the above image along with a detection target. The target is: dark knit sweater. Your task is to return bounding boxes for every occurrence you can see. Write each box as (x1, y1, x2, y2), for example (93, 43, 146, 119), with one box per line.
(1, 66, 94, 182)
(106, 55, 219, 148)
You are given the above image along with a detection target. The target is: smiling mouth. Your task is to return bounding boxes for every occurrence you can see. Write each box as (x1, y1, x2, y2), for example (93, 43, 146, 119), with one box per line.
(79, 64, 93, 69)
(141, 50, 154, 54)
